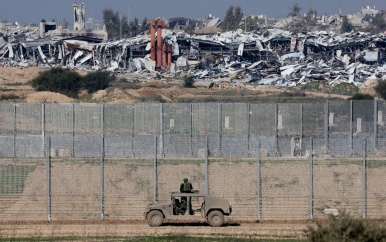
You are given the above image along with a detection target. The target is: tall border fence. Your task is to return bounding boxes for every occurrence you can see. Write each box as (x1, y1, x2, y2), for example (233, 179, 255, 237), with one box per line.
(1, 101, 386, 221)
(0, 101, 385, 158)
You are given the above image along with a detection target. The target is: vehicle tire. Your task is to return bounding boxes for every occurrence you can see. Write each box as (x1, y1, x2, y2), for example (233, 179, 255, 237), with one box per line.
(146, 210, 164, 227)
(207, 210, 224, 227)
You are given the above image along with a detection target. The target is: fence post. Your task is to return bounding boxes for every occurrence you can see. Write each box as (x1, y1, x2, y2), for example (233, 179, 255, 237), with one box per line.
(309, 137, 313, 220)
(99, 104, 105, 219)
(205, 136, 209, 195)
(72, 103, 75, 158)
(374, 100, 378, 151)
(218, 103, 222, 155)
(324, 101, 329, 154)
(46, 136, 51, 222)
(247, 104, 250, 156)
(42, 103, 46, 158)
(131, 104, 134, 157)
(160, 103, 164, 157)
(100, 133, 105, 220)
(362, 138, 367, 218)
(153, 135, 158, 202)
(13, 103, 16, 158)
(190, 103, 193, 157)
(274, 103, 278, 155)
(350, 100, 353, 155)
(300, 103, 303, 139)
(257, 138, 261, 222)
(101, 104, 104, 135)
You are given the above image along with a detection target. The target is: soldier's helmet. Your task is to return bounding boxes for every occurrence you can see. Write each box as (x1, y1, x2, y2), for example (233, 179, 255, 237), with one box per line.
(183, 178, 188, 182)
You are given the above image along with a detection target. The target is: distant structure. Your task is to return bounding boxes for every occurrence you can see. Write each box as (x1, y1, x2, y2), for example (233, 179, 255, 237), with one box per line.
(73, 1, 86, 31)
(49, 1, 108, 40)
(39, 21, 59, 38)
(361, 6, 379, 16)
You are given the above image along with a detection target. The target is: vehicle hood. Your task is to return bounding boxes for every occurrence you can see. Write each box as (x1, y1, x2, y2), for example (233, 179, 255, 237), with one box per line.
(145, 202, 171, 211)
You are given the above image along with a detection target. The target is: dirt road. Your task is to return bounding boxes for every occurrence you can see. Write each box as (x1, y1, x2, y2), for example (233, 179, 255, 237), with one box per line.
(0, 221, 311, 239)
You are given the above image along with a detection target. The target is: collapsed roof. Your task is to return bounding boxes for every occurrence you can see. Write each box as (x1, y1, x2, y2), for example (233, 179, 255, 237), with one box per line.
(1, 27, 386, 88)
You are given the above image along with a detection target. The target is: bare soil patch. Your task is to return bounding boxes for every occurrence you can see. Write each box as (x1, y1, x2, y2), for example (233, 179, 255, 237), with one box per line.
(25, 91, 74, 103)
(0, 67, 358, 103)
(0, 221, 309, 239)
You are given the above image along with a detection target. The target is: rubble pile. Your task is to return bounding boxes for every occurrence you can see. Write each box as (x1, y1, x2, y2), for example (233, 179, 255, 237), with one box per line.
(1, 27, 386, 89)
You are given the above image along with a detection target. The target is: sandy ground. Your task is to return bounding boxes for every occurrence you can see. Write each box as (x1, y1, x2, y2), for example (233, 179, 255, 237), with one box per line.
(0, 221, 311, 239)
(0, 67, 355, 103)
(3, 159, 385, 239)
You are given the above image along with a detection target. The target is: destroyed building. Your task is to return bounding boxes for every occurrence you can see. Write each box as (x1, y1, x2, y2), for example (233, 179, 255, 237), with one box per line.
(39, 21, 59, 38)
(38, 1, 108, 41)
(0, 5, 386, 90)
(1, 23, 386, 88)
(73, 1, 86, 31)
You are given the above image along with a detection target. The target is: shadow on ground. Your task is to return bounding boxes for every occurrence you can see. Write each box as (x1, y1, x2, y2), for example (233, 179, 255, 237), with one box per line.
(161, 221, 240, 227)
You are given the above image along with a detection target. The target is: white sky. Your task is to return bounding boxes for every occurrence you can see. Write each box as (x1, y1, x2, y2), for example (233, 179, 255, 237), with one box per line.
(0, 0, 385, 25)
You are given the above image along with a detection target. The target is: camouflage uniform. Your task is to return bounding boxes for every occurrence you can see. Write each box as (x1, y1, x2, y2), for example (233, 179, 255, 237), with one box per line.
(180, 178, 193, 193)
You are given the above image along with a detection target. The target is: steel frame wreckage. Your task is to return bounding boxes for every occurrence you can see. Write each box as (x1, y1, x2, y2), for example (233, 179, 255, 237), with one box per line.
(1, 3, 386, 88)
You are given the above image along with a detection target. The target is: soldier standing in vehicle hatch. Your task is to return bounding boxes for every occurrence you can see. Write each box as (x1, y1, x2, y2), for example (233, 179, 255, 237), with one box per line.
(180, 178, 193, 193)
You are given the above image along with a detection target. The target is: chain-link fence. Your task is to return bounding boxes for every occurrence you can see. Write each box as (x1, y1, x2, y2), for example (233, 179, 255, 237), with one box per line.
(1, 101, 386, 221)
(1, 101, 385, 158)
(0, 137, 386, 221)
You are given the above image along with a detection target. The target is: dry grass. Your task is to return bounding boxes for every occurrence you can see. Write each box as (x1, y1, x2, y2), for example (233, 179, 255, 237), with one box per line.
(25, 91, 74, 103)
(0, 67, 358, 103)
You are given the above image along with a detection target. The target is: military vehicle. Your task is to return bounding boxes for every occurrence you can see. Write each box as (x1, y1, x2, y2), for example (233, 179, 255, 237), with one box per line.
(144, 192, 232, 227)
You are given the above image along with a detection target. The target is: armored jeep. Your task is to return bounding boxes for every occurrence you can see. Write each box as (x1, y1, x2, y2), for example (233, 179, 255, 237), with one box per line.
(144, 192, 232, 227)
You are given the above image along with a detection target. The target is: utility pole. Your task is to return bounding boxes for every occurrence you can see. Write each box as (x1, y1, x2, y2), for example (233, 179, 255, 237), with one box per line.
(128, 1, 130, 22)
(243, 11, 247, 33)
(119, 13, 122, 39)
(245, 17, 247, 32)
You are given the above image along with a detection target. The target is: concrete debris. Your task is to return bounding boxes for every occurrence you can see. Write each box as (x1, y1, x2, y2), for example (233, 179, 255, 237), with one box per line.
(0, 25, 386, 89)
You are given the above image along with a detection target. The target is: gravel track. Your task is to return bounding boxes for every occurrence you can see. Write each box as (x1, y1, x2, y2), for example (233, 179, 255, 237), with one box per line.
(0, 220, 311, 239)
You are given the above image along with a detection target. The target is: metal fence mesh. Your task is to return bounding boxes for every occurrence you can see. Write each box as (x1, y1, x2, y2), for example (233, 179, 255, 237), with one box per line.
(51, 158, 100, 220)
(260, 159, 309, 220)
(353, 100, 374, 135)
(208, 158, 258, 219)
(313, 159, 363, 219)
(250, 103, 276, 136)
(192, 103, 218, 135)
(377, 101, 386, 138)
(366, 159, 386, 219)
(74, 104, 102, 134)
(104, 104, 133, 134)
(302, 102, 324, 137)
(0, 160, 45, 220)
(329, 101, 350, 136)
(0, 138, 385, 221)
(221, 103, 248, 135)
(0, 100, 384, 141)
(45, 103, 74, 134)
(0, 103, 14, 134)
(278, 103, 302, 136)
(104, 159, 153, 219)
(134, 103, 160, 134)
(163, 103, 191, 134)
(16, 103, 42, 135)
(1, 101, 386, 221)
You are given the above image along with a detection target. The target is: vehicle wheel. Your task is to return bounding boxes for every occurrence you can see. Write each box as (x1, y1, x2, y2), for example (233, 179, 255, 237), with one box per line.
(146, 210, 164, 227)
(207, 210, 224, 227)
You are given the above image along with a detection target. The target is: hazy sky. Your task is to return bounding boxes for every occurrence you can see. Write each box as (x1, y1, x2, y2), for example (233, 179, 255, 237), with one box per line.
(0, 0, 385, 25)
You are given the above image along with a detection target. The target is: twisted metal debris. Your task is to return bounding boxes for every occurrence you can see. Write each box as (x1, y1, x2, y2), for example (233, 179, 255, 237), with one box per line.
(1, 28, 386, 88)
